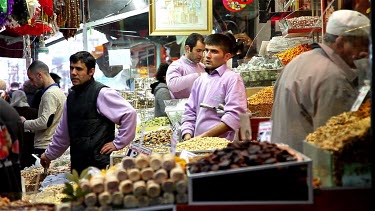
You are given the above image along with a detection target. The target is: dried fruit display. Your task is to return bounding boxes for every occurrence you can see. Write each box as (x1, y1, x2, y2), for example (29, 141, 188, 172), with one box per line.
(247, 86, 274, 117)
(188, 140, 298, 174)
(305, 99, 371, 186)
(188, 141, 298, 173)
(276, 44, 312, 66)
(306, 106, 370, 153)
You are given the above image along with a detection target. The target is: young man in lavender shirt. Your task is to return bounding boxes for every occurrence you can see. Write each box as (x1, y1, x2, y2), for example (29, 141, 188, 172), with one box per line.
(166, 33, 206, 99)
(40, 51, 137, 174)
(181, 34, 247, 141)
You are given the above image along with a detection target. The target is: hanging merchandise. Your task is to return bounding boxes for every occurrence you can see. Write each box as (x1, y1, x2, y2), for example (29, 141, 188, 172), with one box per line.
(0, 0, 14, 27)
(6, 22, 52, 35)
(59, 0, 81, 40)
(222, 0, 247, 12)
(5, 0, 54, 36)
(38, 0, 53, 16)
(10, 0, 29, 26)
(0, 0, 7, 13)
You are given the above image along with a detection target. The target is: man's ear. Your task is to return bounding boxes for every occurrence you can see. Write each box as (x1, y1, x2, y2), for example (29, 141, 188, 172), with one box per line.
(185, 45, 190, 54)
(89, 68, 95, 76)
(224, 52, 232, 62)
(335, 36, 345, 49)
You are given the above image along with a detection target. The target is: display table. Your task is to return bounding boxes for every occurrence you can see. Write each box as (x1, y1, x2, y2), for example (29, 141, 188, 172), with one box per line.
(177, 188, 371, 211)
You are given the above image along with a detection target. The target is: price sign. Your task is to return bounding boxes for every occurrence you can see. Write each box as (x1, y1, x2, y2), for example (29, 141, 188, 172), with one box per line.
(239, 113, 252, 141)
(126, 143, 152, 158)
(351, 85, 370, 111)
(258, 121, 272, 142)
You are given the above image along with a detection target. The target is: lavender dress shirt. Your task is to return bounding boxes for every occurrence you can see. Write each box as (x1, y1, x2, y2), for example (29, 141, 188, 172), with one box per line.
(166, 56, 205, 99)
(45, 87, 137, 160)
(181, 64, 247, 140)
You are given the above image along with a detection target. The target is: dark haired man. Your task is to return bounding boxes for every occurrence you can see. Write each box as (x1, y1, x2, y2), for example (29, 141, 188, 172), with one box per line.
(181, 34, 247, 141)
(21, 60, 66, 157)
(166, 33, 206, 99)
(41, 51, 137, 174)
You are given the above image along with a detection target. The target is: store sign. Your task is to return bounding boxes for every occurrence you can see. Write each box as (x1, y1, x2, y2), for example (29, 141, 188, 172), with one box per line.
(351, 85, 370, 111)
(126, 143, 152, 158)
(222, 0, 252, 12)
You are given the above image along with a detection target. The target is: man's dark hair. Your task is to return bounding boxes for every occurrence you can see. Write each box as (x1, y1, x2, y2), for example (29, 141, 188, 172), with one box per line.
(28, 60, 49, 74)
(185, 33, 205, 50)
(223, 31, 238, 55)
(205, 34, 233, 54)
(155, 63, 169, 83)
(70, 51, 96, 73)
(50, 73, 61, 81)
(10, 82, 20, 88)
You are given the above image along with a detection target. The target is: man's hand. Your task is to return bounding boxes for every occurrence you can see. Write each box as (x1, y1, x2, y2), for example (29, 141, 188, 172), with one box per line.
(40, 153, 51, 168)
(100, 142, 117, 154)
(183, 134, 192, 141)
(20, 116, 26, 122)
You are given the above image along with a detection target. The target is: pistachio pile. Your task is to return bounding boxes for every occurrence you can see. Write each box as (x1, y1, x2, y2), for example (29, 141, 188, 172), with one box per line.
(176, 137, 230, 152)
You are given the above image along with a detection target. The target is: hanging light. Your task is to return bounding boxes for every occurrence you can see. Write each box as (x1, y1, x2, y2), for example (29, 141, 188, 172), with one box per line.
(38, 35, 49, 54)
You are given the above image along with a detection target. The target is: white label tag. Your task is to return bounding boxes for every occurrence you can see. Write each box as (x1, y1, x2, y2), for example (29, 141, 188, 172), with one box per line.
(126, 143, 152, 158)
(351, 85, 370, 111)
(170, 123, 180, 155)
(179, 150, 198, 163)
(258, 121, 272, 142)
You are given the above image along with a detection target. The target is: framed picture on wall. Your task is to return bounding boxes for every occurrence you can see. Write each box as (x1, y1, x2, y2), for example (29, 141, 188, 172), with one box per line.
(149, 0, 213, 36)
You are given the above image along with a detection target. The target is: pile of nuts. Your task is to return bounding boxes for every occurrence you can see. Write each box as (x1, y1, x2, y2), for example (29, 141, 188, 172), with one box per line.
(188, 140, 298, 174)
(176, 137, 230, 152)
(0, 196, 10, 207)
(21, 165, 71, 193)
(276, 43, 312, 66)
(247, 86, 274, 117)
(114, 129, 172, 156)
(285, 16, 321, 29)
(306, 110, 370, 152)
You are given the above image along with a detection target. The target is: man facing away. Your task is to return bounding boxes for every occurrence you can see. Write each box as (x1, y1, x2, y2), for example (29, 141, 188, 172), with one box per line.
(166, 33, 206, 99)
(181, 34, 247, 141)
(271, 10, 370, 152)
(41, 51, 137, 174)
(21, 61, 66, 157)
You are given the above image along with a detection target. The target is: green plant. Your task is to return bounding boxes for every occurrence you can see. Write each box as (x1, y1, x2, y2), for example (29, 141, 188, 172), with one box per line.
(61, 168, 91, 203)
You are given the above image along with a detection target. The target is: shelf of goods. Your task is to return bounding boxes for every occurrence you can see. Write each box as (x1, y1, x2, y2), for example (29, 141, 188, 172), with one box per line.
(186, 140, 313, 204)
(119, 77, 156, 110)
(303, 100, 371, 188)
(279, 16, 322, 39)
(111, 136, 231, 167)
(233, 56, 283, 88)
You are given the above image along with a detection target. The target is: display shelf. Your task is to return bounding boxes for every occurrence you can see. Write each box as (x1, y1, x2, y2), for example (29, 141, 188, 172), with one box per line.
(282, 27, 322, 37)
(187, 151, 313, 205)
